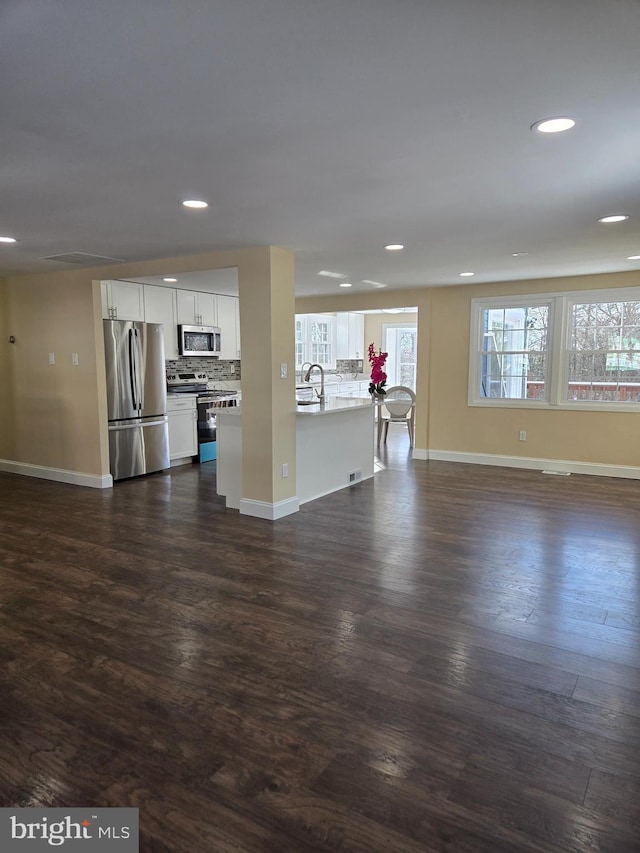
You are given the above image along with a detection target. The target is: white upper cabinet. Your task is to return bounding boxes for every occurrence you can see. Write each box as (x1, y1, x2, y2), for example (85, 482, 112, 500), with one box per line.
(101, 280, 145, 322)
(198, 292, 217, 326)
(143, 285, 179, 360)
(176, 290, 217, 326)
(217, 295, 240, 360)
(349, 312, 364, 359)
(336, 312, 365, 360)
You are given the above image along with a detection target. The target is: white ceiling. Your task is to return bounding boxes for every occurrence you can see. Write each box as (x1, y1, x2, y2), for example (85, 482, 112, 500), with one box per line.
(2, 0, 640, 296)
(125, 268, 239, 296)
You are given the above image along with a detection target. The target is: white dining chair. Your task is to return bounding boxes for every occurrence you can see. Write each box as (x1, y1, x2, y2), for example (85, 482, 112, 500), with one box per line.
(379, 386, 416, 446)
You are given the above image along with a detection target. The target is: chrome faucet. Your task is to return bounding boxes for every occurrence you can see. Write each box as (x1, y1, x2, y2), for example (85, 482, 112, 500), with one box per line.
(299, 361, 312, 383)
(304, 363, 325, 404)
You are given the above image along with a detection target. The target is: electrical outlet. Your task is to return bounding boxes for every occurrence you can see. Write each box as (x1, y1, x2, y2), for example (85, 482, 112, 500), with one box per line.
(48, 352, 55, 365)
(282, 463, 288, 478)
(519, 430, 527, 441)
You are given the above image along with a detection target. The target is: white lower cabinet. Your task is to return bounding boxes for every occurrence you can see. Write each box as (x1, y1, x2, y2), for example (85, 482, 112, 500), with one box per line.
(325, 380, 370, 399)
(167, 396, 198, 462)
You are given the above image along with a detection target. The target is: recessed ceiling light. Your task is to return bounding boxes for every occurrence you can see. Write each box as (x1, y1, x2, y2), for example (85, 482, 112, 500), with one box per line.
(182, 199, 208, 209)
(459, 271, 474, 277)
(531, 117, 576, 134)
(339, 282, 352, 288)
(628, 255, 640, 260)
(318, 270, 346, 278)
(512, 252, 529, 257)
(598, 214, 629, 223)
(0, 236, 17, 243)
(362, 280, 388, 288)
(384, 244, 404, 251)
(163, 277, 177, 282)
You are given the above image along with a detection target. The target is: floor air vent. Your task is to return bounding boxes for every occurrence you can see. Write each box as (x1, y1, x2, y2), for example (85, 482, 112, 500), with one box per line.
(39, 252, 126, 265)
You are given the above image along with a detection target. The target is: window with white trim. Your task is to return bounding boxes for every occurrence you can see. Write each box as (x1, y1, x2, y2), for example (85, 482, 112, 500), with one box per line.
(294, 314, 336, 369)
(469, 287, 640, 410)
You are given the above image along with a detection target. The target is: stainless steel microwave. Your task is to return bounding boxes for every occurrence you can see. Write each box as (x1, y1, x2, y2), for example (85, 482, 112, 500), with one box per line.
(178, 324, 221, 357)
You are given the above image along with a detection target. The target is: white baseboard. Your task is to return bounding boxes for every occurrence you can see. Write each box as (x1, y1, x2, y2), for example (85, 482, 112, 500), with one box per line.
(169, 456, 195, 467)
(299, 472, 375, 505)
(428, 449, 640, 480)
(412, 448, 429, 461)
(0, 459, 113, 489)
(239, 496, 300, 520)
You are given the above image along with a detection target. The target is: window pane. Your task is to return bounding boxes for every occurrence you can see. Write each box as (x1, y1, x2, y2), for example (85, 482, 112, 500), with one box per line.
(310, 322, 329, 343)
(567, 300, 640, 402)
(311, 343, 331, 365)
(525, 329, 546, 352)
(399, 364, 415, 386)
(480, 304, 548, 399)
(399, 331, 416, 362)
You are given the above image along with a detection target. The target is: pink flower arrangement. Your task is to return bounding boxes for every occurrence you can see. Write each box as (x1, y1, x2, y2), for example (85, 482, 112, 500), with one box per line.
(368, 342, 388, 396)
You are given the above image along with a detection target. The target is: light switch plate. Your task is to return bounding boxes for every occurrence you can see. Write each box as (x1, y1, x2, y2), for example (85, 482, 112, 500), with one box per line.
(280, 363, 288, 378)
(72, 352, 79, 365)
(48, 352, 55, 365)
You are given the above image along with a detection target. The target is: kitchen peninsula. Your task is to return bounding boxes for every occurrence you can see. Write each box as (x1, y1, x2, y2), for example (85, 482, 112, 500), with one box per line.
(216, 398, 374, 511)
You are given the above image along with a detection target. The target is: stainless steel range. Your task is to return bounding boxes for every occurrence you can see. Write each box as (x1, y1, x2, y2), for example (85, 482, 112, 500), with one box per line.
(167, 373, 239, 462)
(166, 372, 209, 394)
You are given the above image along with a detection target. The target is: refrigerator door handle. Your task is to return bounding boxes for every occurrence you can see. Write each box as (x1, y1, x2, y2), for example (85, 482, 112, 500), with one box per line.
(128, 329, 137, 410)
(108, 418, 168, 431)
(135, 328, 144, 411)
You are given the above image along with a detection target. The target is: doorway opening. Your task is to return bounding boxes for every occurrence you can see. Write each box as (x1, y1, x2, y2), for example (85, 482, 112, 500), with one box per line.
(383, 323, 418, 391)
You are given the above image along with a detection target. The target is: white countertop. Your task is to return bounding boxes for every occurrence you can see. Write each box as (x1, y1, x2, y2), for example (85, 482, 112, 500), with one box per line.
(295, 397, 374, 416)
(218, 397, 374, 418)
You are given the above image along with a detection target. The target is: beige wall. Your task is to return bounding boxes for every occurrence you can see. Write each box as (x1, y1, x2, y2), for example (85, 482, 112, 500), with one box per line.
(428, 269, 640, 466)
(238, 246, 297, 504)
(0, 271, 105, 473)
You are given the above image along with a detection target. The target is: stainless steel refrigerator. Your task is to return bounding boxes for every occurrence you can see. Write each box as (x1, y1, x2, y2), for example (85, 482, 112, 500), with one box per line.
(103, 319, 169, 481)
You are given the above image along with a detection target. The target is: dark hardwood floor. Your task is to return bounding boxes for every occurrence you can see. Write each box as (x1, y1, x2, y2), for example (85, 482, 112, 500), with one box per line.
(1, 429, 640, 851)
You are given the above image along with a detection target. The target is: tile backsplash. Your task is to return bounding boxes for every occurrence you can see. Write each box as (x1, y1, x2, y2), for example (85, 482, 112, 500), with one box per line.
(335, 359, 364, 375)
(166, 358, 361, 382)
(166, 358, 241, 381)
